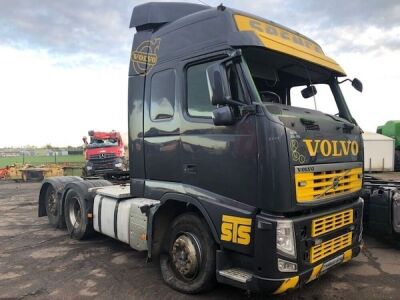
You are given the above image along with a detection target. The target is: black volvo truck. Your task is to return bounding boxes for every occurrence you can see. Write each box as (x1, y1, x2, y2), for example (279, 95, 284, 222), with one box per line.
(38, 2, 365, 294)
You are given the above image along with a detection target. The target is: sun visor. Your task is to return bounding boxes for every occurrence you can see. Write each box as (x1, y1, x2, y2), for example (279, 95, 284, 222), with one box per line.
(233, 14, 346, 76)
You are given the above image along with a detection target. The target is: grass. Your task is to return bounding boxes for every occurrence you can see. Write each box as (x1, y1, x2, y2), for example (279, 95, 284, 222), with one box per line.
(0, 155, 85, 168)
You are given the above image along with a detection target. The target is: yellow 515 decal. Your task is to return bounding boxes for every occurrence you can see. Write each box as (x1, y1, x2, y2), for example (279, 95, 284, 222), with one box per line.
(221, 215, 252, 245)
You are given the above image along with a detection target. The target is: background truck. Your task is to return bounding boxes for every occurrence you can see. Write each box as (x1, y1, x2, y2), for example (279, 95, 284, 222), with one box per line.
(82, 130, 127, 176)
(377, 120, 400, 171)
(38, 2, 364, 294)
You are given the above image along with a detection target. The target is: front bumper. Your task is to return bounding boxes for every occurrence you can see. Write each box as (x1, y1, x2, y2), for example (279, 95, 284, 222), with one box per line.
(248, 245, 361, 294)
(216, 198, 364, 294)
(85, 158, 125, 176)
(217, 245, 361, 294)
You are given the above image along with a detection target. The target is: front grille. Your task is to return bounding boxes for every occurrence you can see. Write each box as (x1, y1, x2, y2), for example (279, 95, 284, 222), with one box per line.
(295, 166, 362, 203)
(312, 209, 353, 237)
(310, 232, 352, 263)
(90, 153, 116, 160)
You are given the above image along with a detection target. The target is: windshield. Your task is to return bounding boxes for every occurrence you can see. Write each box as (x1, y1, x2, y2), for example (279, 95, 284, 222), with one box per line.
(87, 138, 118, 149)
(241, 47, 352, 122)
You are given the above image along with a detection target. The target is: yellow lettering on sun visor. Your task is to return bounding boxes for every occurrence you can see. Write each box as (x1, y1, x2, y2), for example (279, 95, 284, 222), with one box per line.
(233, 14, 346, 75)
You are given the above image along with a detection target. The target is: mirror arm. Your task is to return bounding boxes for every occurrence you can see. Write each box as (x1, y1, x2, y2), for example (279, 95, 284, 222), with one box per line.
(223, 97, 245, 107)
(338, 78, 351, 84)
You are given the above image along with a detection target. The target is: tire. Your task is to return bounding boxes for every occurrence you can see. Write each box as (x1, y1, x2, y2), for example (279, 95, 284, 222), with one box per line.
(395, 150, 400, 171)
(64, 189, 92, 240)
(44, 185, 63, 228)
(160, 213, 216, 294)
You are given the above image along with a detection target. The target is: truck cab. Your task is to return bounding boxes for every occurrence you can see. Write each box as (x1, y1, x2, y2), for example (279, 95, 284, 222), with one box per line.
(128, 2, 363, 293)
(39, 2, 364, 295)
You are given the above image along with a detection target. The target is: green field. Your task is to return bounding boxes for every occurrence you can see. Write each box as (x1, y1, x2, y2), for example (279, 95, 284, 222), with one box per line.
(0, 155, 85, 168)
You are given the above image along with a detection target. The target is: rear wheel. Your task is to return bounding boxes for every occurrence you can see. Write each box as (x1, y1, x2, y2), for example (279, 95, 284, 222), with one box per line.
(160, 213, 216, 294)
(45, 186, 63, 228)
(64, 189, 92, 240)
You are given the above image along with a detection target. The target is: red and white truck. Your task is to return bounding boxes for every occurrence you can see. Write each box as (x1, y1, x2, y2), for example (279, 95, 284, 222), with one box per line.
(82, 130, 127, 176)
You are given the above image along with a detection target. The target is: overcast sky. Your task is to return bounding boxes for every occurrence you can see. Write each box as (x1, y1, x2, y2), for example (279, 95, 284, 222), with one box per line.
(1, 0, 399, 147)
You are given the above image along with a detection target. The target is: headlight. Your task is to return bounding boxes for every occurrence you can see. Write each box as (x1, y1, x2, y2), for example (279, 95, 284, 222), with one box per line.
(115, 163, 123, 168)
(86, 166, 93, 170)
(276, 220, 296, 258)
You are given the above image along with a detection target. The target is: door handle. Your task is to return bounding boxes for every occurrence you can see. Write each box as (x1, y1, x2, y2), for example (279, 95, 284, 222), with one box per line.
(184, 164, 197, 174)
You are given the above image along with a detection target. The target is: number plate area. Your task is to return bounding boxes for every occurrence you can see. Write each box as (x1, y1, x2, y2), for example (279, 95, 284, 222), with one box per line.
(321, 254, 344, 274)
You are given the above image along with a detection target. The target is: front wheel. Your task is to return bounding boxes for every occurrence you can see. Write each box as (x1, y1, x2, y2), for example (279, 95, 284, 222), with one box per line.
(160, 213, 216, 294)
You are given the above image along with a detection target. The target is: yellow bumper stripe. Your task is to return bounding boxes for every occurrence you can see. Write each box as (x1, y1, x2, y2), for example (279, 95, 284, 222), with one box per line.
(343, 249, 352, 263)
(273, 276, 299, 295)
(307, 264, 323, 283)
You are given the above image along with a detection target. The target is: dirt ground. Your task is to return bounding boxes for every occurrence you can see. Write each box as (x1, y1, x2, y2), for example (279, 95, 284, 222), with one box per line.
(1, 181, 400, 300)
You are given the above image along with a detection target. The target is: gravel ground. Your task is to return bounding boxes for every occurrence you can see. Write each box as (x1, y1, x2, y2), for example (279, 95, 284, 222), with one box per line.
(1, 181, 400, 300)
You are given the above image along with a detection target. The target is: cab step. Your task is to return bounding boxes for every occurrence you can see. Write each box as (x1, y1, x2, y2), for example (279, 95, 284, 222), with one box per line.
(218, 268, 253, 283)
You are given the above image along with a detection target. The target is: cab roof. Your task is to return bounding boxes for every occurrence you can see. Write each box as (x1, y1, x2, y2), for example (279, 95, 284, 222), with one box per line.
(130, 2, 345, 75)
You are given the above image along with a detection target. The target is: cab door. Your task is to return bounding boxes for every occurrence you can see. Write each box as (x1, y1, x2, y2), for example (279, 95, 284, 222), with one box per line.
(180, 56, 258, 207)
(143, 64, 182, 183)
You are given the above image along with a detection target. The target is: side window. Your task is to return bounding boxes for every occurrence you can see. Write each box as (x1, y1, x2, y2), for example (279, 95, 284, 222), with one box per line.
(150, 69, 175, 121)
(226, 62, 245, 102)
(187, 61, 215, 118)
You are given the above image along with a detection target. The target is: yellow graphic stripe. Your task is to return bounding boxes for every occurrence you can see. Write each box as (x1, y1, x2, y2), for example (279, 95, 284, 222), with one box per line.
(273, 276, 299, 295)
(222, 215, 252, 225)
(234, 14, 345, 75)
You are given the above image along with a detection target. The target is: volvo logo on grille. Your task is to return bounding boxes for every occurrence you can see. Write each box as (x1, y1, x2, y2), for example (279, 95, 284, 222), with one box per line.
(332, 177, 340, 190)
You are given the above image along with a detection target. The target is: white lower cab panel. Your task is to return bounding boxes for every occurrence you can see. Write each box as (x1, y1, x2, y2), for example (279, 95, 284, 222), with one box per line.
(93, 185, 159, 251)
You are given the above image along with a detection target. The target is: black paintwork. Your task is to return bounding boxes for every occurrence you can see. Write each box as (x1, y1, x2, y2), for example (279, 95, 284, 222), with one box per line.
(128, 2, 364, 290)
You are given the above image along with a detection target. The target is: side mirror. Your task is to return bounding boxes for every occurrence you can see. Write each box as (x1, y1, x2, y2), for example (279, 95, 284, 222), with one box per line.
(206, 63, 229, 106)
(301, 85, 317, 98)
(212, 106, 235, 126)
(82, 136, 88, 144)
(352, 78, 363, 92)
(206, 50, 243, 106)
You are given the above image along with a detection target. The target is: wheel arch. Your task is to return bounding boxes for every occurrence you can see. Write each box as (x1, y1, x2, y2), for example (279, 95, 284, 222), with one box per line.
(61, 179, 113, 220)
(148, 192, 220, 258)
(38, 176, 83, 218)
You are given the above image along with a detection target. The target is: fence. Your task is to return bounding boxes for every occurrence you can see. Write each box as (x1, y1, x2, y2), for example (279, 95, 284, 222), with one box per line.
(0, 153, 85, 168)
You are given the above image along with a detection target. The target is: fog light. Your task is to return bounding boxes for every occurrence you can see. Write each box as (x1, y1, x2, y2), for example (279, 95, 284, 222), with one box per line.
(278, 258, 298, 272)
(115, 163, 123, 168)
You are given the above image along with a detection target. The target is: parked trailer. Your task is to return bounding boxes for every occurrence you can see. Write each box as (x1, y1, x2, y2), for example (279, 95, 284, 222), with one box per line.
(362, 175, 400, 238)
(39, 2, 365, 295)
(362, 132, 395, 172)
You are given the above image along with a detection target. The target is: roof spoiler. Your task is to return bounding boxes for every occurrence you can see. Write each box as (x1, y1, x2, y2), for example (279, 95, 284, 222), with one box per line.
(130, 2, 209, 31)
